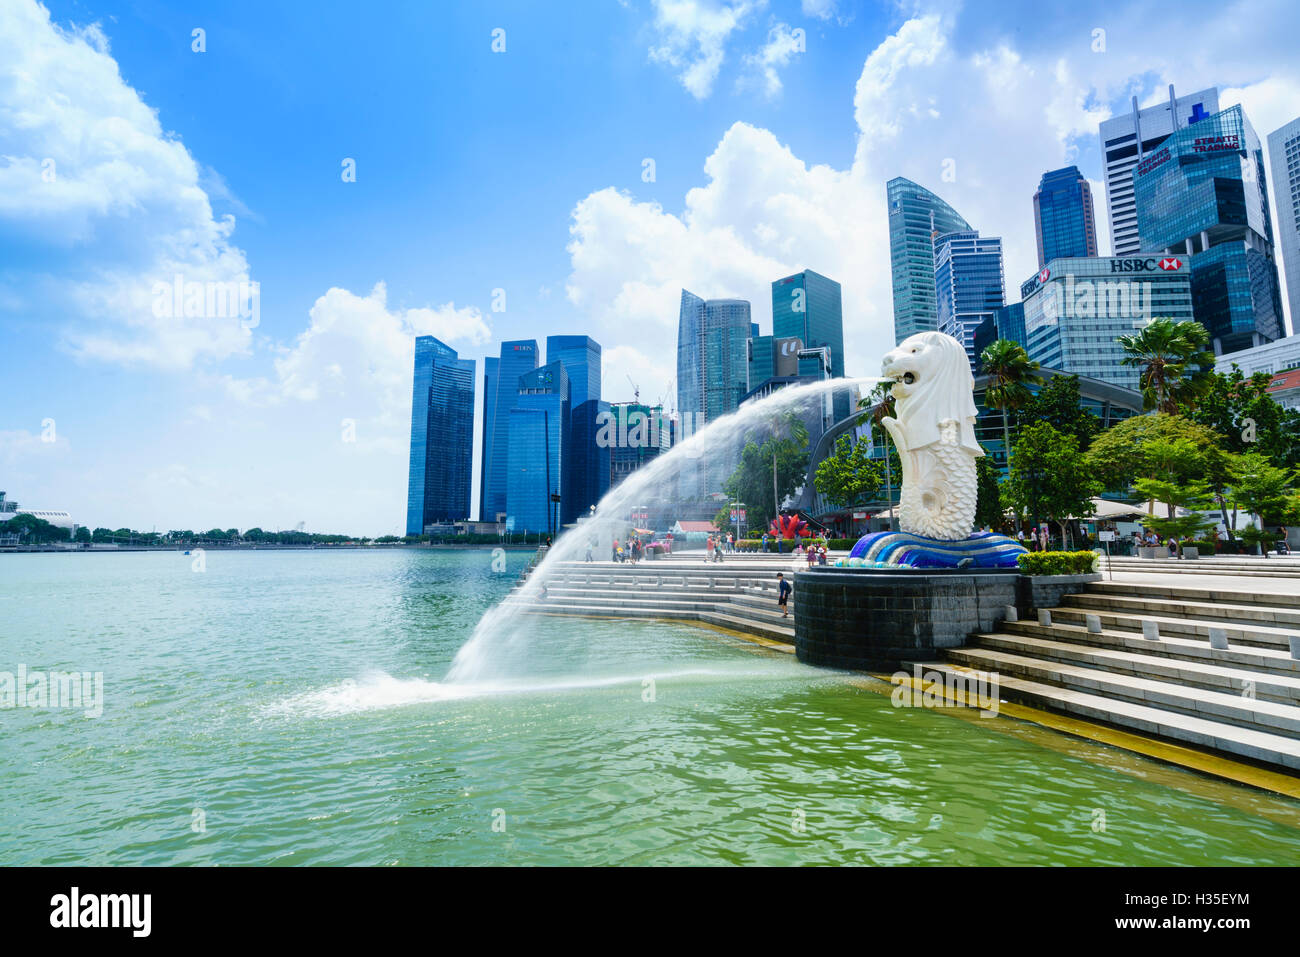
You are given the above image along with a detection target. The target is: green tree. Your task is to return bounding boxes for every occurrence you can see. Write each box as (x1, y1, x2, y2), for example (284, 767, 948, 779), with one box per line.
(1117, 318, 1215, 413)
(1228, 452, 1293, 552)
(5, 513, 66, 544)
(1085, 414, 1218, 492)
(979, 339, 1044, 470)
(1003, 422, 1101, 547)
(813, 435, 882, 509)
(1019, 373, 1101, 450)
(719, 413, 809, 531)
(858, 381, 899, 528)
(974, 452, 1005, 531)
(74, 526, 92, 543)
(1188, 366, 1300, 470)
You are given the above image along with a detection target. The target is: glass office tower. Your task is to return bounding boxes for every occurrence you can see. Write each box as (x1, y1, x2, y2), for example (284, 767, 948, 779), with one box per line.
(406, 335, 476, 535)
(546, 335, 608, 525)
(1033, 166, 1098, 267)
(481, 340, 538, 523)
(1099, 85, 1219, 256)
(934, 230, 1006, 371)
(506, 362, 570, 535)
(887, 177, 973, 344)
(973, 303, 1028, 365)
(1267, 116, 1300, 335)
(1019, 255, 1195, 390)
(1134, 103, 1284, 353)
(676, 290, 751, 424)
(771, 269, 849, 421)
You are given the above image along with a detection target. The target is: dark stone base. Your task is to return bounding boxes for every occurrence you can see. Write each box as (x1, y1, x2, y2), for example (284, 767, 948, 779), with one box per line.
(794, 567, 1020, 671)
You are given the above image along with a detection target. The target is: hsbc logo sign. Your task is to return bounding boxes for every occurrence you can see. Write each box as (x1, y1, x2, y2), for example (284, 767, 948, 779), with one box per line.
(1038, 267, 1051, 283)
(1110, 257, 1182, 273)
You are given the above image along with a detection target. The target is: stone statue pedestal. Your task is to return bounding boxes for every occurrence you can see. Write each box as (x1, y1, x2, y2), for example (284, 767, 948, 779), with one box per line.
(846, 530, 1026, 569)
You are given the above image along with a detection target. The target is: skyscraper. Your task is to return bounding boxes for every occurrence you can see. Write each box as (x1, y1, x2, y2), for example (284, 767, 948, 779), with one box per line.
(887, 176, 972, 344)
(1133, 103, 1284, 353)
(1019, 254, 1195, 391)
(676, 290, 751, 424)
(771, 269, 849, 421)
(934, 230, 1006, 371)
(1099, 85, 1219, 256)
(481, 339, 538, 523)
(1268, 116, 1300, 335)
(406, 336, 476, 535)
(478, 356, 498, 521)
(1033, 166, 1098, 266)
(546, 335, 608, 525)
(506, 361, 570, 534)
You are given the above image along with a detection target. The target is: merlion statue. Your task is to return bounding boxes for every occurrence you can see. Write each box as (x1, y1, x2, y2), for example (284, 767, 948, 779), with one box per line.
(880, 331, 982, 541)
(842, 331, 1026, 568)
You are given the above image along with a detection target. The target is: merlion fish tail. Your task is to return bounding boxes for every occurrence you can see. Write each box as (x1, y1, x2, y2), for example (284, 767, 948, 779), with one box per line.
(914, 419, 977, 541)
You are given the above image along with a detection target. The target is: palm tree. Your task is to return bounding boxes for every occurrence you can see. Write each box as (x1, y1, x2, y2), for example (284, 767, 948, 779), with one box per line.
(979, 339, 1044, 471)
(1117, 318, 1215, 414)
(857, 381, 897, 532)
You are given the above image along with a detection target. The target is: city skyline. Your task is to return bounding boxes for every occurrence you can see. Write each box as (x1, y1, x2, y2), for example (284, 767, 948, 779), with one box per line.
(6, 0, 1300, 535)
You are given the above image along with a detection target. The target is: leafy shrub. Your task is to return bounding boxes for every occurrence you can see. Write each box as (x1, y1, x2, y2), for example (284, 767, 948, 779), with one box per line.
(825, 538, 859, 550)
(1016, 550, 1099, 576)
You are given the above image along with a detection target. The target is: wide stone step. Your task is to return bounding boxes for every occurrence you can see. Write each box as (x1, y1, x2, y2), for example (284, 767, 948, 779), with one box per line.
(911, 663, 1300, 771)
(971, 631, 1300, 705)
(1082, 581, 1300, 610)
(1000, 619, 1300, 675)
(943, 647, 1300, 738)
(1064, 593, 1300, 629)
(1048, 606, 1299, 652)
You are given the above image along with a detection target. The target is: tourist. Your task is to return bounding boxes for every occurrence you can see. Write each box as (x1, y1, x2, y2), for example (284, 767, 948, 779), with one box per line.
(1038, 527, 1049, 552)
(761, 533, 769, 553)
(705, 536, 714, 561)
(1278, 526, 1290, 556)
(805, 545, 816, 568)
(611, 539, 619, 562)
(585, 540, 594, 563)
(1016, 527, 1027, 546)
(818, 545, 828, 566)
(777, 572, 791, 618)
(1167, 536, 1179, 558)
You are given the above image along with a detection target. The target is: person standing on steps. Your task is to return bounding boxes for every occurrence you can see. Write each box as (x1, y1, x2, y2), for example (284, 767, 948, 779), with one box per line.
(777, 572, 792, 618)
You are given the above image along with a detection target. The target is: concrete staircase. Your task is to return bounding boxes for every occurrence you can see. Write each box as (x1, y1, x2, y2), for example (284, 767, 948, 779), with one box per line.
(515, 557, 802, 648)
(915, 579, 1300, 771)
(1100, 555, 1300, 578)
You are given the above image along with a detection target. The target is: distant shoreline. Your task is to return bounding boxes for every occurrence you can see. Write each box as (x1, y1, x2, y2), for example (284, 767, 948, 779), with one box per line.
(0, 543, 543, 554)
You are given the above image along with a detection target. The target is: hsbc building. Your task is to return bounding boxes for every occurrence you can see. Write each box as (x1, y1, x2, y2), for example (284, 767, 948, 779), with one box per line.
(1019, 255, 1195, 391)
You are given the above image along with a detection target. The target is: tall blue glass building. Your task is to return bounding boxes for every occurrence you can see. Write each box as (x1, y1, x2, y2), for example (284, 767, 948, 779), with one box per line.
(887, 177, 972, 344)
(676, 290, 751, 424)
(771, 269, 849, 421)
(973, 303, 1027, 363)
(1133, 103, 1284, 353)
(546, 335, 608, 525)
(406, 336, 476, 535)
(1033, 166, 1098, 267)
(481, 340, 538, 523)
(934, 230, 1006, 371)
(506, 362, 570, 534)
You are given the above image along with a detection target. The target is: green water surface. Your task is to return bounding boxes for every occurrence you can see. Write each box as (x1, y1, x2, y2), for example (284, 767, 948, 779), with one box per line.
(2, 549, 1298, 865)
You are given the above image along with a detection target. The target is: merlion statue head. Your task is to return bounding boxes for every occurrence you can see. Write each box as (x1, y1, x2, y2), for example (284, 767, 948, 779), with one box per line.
(881, 331, 981, 454)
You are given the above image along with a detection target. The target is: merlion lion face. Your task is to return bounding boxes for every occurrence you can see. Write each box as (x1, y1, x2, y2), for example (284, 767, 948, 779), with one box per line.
(880, 331, 981, 454)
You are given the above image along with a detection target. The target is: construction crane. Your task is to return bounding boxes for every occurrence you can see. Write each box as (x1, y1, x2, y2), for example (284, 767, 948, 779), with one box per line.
(626, 374, 639, 403)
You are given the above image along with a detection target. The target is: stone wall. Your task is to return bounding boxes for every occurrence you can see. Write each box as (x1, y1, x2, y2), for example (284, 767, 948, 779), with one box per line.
(793, 568, 1019, 671)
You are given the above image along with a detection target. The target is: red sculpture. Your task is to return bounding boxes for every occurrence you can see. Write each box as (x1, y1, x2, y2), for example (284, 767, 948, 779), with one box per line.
(769, 514, 810, 539)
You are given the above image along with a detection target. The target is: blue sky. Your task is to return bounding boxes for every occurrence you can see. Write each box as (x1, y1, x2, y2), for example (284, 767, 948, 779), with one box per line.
(2, 0, 1298, 534)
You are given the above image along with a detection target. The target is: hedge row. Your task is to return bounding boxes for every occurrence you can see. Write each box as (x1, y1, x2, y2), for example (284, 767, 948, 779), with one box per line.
(1016, 550, 1099, 576)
